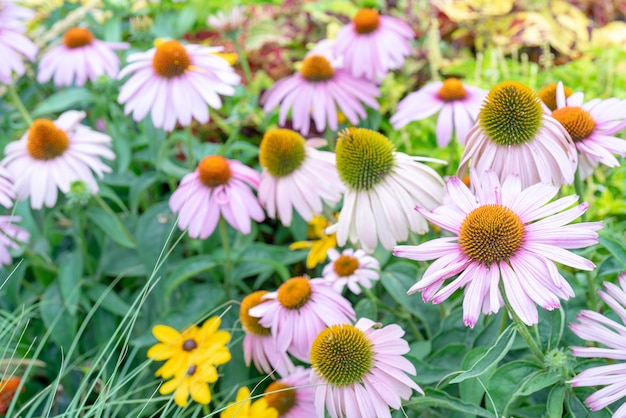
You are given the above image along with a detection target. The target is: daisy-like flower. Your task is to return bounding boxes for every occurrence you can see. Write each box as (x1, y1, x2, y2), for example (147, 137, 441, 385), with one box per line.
(310, 318, 423, 418)
(117, 39, 240, 131)
(289, 215, 337, 269)
(147, 317, 231, 379)
(549, 82, 626, 179)
(1, 110, 114, 209)
(0, 1, 37, 84)
(537, 82, 574, 112)
(240, 291, 295, 377)
(258, 129, 344, 227)
(0, 216, 29, 267)
(458, 80, 578, 188)
(322, 248, 380, 295)
(249, 276, 355, 362)
(333, 8, 414, 82)
(0, 166, 16, 208)
(261, 43, 380, 135)
(326, 127, 445, 252)
(37, 27, 129, 87)
(570, 273, 626, 416)
(221, 386, 278, 418)
(263, 366, 315, 418)
(390, 78, 488, 146)
(159, 354, 221, 407)
(394, 171, 602, 327)
(207, 6, 246, 33)
(169, 155, 264, 239)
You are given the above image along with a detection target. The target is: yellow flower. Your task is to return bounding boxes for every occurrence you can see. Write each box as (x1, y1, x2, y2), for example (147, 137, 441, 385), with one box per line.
(220, 387, 278, 418)
(159, 355, 218, 407)
(289, 215, 337, 269)
(147, 317, 231, 379)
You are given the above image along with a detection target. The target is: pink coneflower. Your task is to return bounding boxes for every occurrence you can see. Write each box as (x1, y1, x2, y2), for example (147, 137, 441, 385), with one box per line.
(261, 42, 380, 135)
(326, 128, 444, 252)
(118, 39, 239, 131)
(548, 81, 626, 179)
(0, 166, 15, 208)
(0, 216, 29, 267)
(570, 273, 626, 417)
(322, 248, 380, 295)
(0, 1, 37, 84)
(37, 27, 129, 87)
(393, 170, 602, 327)
(2, 110, 114, 209)
(334, 8, 414, 82)
(458, 81, 577, 188)
(169, 155, 264, 239)
(263, 366, 315, 417)
(240, 291, 295, 377)
(390, 78, 488, 146)
(311, 318, 423, 418)
(249, 276, 355, 363)
(258, 129, 344, 227)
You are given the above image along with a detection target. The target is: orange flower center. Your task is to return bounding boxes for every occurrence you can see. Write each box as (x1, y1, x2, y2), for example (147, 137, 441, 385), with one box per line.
(264, 382, 296, 415)
(152, 40, 191, 78)
(240, 291, 271, 336)
(63, 27, 94, 48)
(537, 83, 574, 111)
(459, 204, 524, 266)
(27, 119, 69, 160)
(353, 8, 380, 34)
(437, 78, 467, 101)
(197, 155, 232, 187)
(277, 277, 312, 310)
(333, 255, 359, 276)
(551, 106, 595, 142)
(300, 55, 335, 82)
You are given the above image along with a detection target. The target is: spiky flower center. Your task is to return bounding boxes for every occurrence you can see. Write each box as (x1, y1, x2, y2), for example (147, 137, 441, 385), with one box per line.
(537, 83, 574, 111)
(551, 106, 595, 142)
(27, 119, 69, 160)
(458, 205, 524, 266)
(479, 81, 543, 146)
(335, 128, 395, 191)
(182, 339, 197, 351)
(197, 155, 232, 187)
(300, 55, 335, 81)
(152, 40, 191, 78)
(259, 129, 306, 177)
(353, 8, 380, 34)
(63, 27, 94, 48)
(264, 382, 296, 415)
(311, 324, 374, 387)
(333, 255, 359, 276)
(437, 78, 467, 101)
(277, 277, 311, 310)
(240, 291, 271, 336)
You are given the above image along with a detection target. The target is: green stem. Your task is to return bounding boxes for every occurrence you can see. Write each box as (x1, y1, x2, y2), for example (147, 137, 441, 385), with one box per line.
(574, 168, 586, 221)
(448, 136, 457, 176)
(185, 126, 195, 170)
(8, 85, 33, 125)
(73, 210, 95, 279)
(324, 128, 335, 152)
(219, 217, 233, 298)
(219, 123, 240, 155)
(499, 280, 544, 362)
(23, 247, 58, 274)
(202, 404, 210, 416)
(227, 31, 252, 84)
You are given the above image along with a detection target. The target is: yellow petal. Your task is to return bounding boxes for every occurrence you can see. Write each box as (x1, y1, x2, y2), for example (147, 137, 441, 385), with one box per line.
(147, 343, 177, 360)
(289, 240, 313, 251)
(174, 379, 190, 407)
(190, 380, 211, 405)
(160, 376, 181, 395)
(250, 399, 279, 418)
(200, 317, 221, 335)
(152, 325, 181, 344)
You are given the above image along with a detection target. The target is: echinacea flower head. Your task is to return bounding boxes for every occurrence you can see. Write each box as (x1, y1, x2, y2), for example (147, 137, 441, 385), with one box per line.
(310, 318, 423, 418)
(258, 129, 344, 227)
(537, 82, 574, 112)
(37, 27, 129, 87)
(1, 110, 114, 209)
(394, 171, 602, 327)
(249, 276, 355, 362)
(118, 39, 240, 131)
(390, 78, 488, 146)
(327, 127, 444, 252)
(261, 43, 380, 135)
(159, 354, 219, 407)
(147, 317, 231, 379)
(0, 377, 21, 414)
(0, 1, 37, 84)
(0, 166, 15, 208)
(570, 273, 626, 416)
(289, 215, 337, 269)
(263, 366, 315, 418)
(458, 80, 578, 188)
(322, 248, 380, 295)
(549, 82, 626, 179)
(169, 155, 264, 238)
(0, 216, 29, 267)
(240, 291, 295, 377)
(207, 6, 246, 33)
(334, 8, 414, 82)
(221, 386, 278, 418)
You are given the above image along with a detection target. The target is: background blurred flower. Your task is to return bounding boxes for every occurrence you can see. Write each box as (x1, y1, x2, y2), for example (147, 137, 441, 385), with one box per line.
(221, 386, 278, 418)
(0, 166, 15, 208)
(0, 1, 37, 84)
(289, 215, 337, 269)
(0, 216, 29, 267)
(322, 248, 380, 295)
(0, 377, 22, 414)
(207, 6, 246, 34)
(263, 366, 315, 418)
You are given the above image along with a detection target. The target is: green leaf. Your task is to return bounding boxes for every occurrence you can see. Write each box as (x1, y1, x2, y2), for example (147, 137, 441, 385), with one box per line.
(87, 207, 136, 249)
(129, 171, 160, 213)
(135, 202, 176, 276)
(487, 360, 541, 415)
(39, 282, 77, 350)
(85, 283, 131, 317)
(546, 384, 566, 418)
(176, 5, 197, 36)
(451, 324, 516, 383)
(515, 370, 561, 396)
(599, 235, 626, 268)
(58, 251, 83, 316)
(164, 256, 217, 297)
(409, 388, 495, 418)
(354, 298, 377, 320)
(32, 89, 94, 117)
(459, 347, 490, 414)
